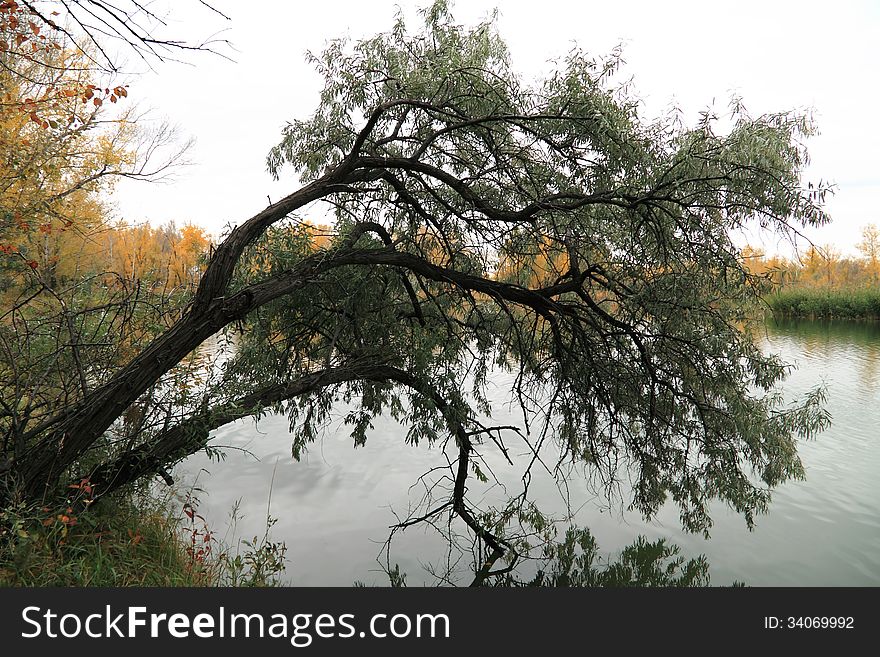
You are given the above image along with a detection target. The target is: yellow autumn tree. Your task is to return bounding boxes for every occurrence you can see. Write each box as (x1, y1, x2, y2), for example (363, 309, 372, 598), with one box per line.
(819, 244, 841, 288)
(857, 223, 880, 284)
(740, 245, 767, 275)
(1, 2, 191, 297)
(0, 1, 140, 293)
(741, 245, 794, 287)
(496, 234, 572, 287)
(169, 222, 211, 288)
(798, 246, 824, 288)
(763, 254, 793, 286)
(96, 220, 211, 290)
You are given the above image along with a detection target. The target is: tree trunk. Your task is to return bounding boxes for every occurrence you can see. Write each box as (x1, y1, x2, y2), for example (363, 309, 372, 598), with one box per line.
(8, 166, 356, 500)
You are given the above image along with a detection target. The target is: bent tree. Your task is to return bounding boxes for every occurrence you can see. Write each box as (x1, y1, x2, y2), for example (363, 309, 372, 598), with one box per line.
(2, 2, 830, 583)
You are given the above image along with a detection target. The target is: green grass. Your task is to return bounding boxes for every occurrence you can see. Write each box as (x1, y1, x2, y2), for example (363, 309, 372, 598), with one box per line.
(0, 488, 287, 587)
(1, 492, 214, 586)
(766, 287, 880, 320)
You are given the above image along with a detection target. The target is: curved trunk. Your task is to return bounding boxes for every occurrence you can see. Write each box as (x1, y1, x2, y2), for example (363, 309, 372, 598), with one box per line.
(7, 167, 353, 500)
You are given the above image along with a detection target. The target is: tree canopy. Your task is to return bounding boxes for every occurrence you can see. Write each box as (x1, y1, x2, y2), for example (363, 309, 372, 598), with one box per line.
(1, 1, 830, 584)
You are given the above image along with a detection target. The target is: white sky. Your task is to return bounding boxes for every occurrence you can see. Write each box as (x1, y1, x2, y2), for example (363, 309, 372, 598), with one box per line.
(110, 0, 880, 257)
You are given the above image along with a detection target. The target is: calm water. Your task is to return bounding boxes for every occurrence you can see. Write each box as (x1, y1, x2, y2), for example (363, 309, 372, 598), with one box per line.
(176, 319, 880, 586)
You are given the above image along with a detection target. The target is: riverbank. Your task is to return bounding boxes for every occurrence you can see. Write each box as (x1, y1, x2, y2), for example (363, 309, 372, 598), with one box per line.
(766, 287, 880, 320)
(0, 488, 286, 586)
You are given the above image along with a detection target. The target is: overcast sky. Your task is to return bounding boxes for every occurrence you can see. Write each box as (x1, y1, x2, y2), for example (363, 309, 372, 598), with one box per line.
(111, 0, 880, 256)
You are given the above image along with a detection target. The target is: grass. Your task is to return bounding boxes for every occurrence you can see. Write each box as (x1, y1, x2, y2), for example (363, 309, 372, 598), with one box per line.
(766, 286, 880, 320)
(0, 486, 287, 587)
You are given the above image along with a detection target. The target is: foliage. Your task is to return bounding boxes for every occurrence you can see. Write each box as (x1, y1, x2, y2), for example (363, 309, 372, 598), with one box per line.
(1, 2, 135, 279)
(743, 230, 880, 291)
(246, 0, 831, 537)
(0, 217, 211, 480)
(0, 489, 215, 586)
(498, 527, 711, 587)
(210, 498, 289, 587)
(99, 220, 211, 289)
(742, 229, 880, 318)
(767, 287, 880, 319)
(2, 1, 833, 586)
(857, 224, 880, 283)
(0, 484, 287, 587)
(0, 3, 201, 486)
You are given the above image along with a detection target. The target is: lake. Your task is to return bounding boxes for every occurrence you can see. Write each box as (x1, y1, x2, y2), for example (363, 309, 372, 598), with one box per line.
(175, 318, 880, 586)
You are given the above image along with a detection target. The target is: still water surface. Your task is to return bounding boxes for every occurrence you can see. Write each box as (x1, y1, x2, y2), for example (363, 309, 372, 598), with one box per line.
(176, 318, 880, 586)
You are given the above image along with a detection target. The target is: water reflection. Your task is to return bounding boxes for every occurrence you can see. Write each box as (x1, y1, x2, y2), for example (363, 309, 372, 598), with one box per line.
(176, 319, 880, 586)
(765, 317, 880, 391)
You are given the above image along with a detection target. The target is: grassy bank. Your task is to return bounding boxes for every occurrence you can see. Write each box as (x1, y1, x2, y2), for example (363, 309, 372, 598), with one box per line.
(0, 488, 286, 587)
(766, 287, 880, 320)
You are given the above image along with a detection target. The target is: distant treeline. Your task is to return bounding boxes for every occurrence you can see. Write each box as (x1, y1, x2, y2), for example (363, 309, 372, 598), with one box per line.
(767, 287, 880, 319)
(1, 220, 212, 298)
(745, 224, 880, 319)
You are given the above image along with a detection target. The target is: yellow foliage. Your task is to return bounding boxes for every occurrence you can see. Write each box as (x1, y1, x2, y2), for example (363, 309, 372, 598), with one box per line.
(1, 6, 138, 290)
(496, 234, 570, 287)
(742, 238, 880, 292)
(99, 221, 211, 290)
(857, 224, 880, 283)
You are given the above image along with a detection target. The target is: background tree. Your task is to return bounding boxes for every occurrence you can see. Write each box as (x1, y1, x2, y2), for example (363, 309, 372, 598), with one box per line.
(2, 2, 831, 584)
(1, 1, 187, 282)
(799, 245, 826, 287)
(858, 223, 880, 283)
(0, 0, 194, 492)
(819, 244, 841, 287)
(5, 1, 230, 72)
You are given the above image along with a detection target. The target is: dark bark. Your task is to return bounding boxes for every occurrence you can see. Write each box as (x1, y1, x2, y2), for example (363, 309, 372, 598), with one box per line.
(5, 99, 638, 508)
(84, 362, 394, 496)
(80, 360, 509, 585)
(11, 165, 357, 499)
